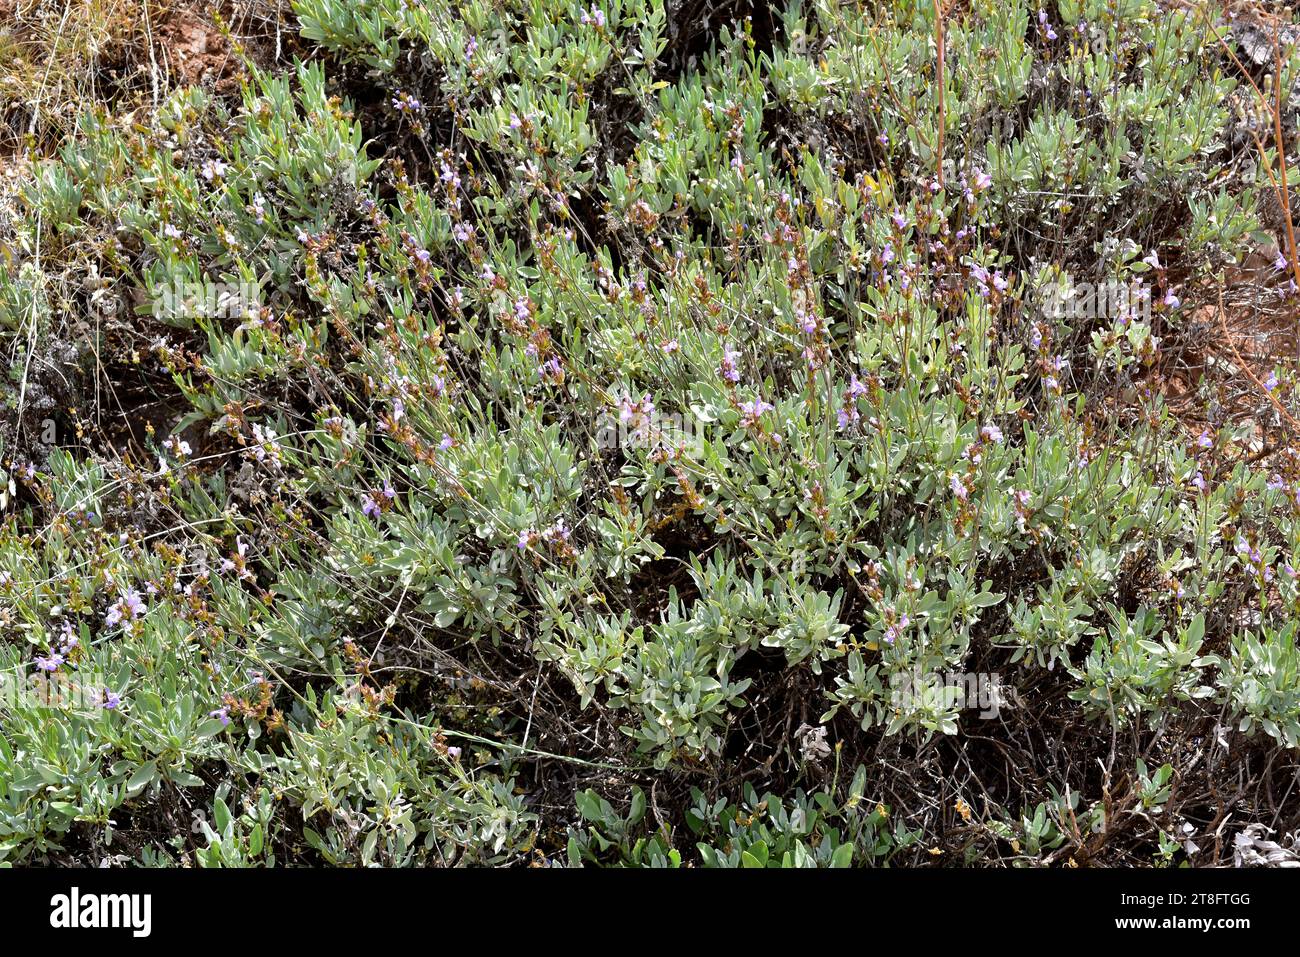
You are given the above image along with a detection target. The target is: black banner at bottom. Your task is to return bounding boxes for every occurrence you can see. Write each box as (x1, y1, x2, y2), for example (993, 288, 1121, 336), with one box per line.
(0, 866, 1286, 944)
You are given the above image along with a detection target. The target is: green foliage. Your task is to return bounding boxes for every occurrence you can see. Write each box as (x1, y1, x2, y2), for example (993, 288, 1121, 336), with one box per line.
(568, 766, 914, 867)
(1, 0, 1298, 866)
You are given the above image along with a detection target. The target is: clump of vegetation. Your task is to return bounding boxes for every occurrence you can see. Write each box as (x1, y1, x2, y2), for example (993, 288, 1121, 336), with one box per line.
(1, 0, 1299, 867)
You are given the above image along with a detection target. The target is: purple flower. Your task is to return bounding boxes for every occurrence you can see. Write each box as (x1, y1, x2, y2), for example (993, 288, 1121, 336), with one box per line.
(840, 376, 867, 430)
(1196, 429, 1213, 449)
(1192, 471, 1208, 493)
(210, 706, 231, 727)
(392, 92, 423, 112)
(892, 209, 908, 230)
(618, 394, 656, 441)
(105, 588, 146, 628)
(122, 589, 146, 618)
(739, 398, 774, 428)
(883, 613, 909, 644)
(440, 433, 455, 450)
(1264, 371, 1279, 392)
(217, 538, 246, 574)
(720, 345, 741, 384)
(164, 437, 191, 457)
(981, 424, 1003, 443)
(58, 621, 78, 654)
(34, 653, 64, 673)
(101, 688, 122, 710)
(361, 494, 380, 519)
(538, 356, 563, 382)
(950, 475, 968, 501)
(200, 159, 228, 182)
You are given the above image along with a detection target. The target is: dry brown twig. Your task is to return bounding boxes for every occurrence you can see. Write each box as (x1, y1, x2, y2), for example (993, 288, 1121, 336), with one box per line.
(933, 0, 945, 189)
(1202, 8, 1300, 431)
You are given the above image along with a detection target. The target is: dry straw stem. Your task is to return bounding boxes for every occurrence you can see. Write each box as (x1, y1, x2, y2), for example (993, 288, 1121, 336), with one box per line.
(1202, 7, 1300, 429)
(933, 0, 945, 189)
(1217, 285, 1300, 433)
(930, 0, 962, 190)
(1207, 11, 1300, 288)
